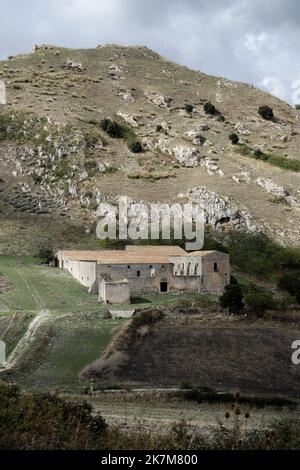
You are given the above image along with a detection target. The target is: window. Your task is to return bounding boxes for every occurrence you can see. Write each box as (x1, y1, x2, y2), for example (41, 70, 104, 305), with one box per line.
(128, 265, 131, 269)
(214, 262, 219, 272)
(149, 265, 153, 269)
(137, 271, 141, 277)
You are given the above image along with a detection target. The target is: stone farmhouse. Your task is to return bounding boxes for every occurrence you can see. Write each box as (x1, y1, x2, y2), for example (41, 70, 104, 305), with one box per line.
(55, 246, 230, 304)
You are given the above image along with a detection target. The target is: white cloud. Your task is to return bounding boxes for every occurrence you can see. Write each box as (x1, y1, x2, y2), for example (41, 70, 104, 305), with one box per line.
(259, 76, 287, 101)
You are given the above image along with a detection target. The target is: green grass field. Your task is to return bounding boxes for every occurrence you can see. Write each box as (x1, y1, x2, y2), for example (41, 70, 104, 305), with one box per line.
(0, 256, 101, 313)
(0, 256, 208, 390)
(0, 256, 122, 390)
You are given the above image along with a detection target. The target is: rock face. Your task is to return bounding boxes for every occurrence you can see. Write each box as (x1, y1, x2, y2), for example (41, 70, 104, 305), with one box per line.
(187, 187, 256, 231)
(147, 93, 172, 109)
(64, 59, 83, 71)
(117, 89, 135, 102)
(173, 145, 202, 167)
(255, 177, 296, 204)
(232, 172, 298, 206)
(155, 138, 202, 167)
(117, 112, 138, 128)
(186, 130, 206, 146)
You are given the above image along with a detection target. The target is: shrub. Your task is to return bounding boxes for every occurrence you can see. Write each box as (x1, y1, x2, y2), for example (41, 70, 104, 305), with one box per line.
(100, 118, 110, 131)
(278, 273, 300, 304)
(184, 104, 194, 114)
(220, 276, 244, 314)
(106, 120, 124, 138)
(258, 105, 274, 121)
(204, 102, 217, 115)
(128, 140, 143, 153)
(229, 133, 239, 145)
(245, 284, 275, 317)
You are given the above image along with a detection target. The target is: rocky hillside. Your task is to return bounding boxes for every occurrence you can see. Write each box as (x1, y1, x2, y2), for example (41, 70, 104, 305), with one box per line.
(1, 44, 300, 253)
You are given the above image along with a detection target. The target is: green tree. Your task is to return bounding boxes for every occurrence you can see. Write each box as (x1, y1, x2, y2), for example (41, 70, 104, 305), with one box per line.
(220, 277, 244, 314)
(36, 248, 54, 264)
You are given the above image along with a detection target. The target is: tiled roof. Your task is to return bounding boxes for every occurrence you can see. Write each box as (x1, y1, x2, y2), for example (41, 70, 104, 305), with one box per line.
(125, 245, 186, 255)
(58, 246, 219, 264)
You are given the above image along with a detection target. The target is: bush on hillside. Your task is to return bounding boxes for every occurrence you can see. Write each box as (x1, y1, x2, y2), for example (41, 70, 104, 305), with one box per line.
(229, 133, 239, 145)
(258, 105, 274, 121)
(128, 140, 143, 153)
(184, 104, 194, 114)
(204, 102, 217, 115)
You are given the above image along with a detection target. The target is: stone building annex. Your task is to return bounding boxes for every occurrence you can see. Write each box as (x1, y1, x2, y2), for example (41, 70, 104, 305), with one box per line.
(55, 246, 230, 304)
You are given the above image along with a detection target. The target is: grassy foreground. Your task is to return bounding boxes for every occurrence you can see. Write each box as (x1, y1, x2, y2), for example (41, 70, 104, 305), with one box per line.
(0, 256, 203, 390)
(0, 256, 123, 390)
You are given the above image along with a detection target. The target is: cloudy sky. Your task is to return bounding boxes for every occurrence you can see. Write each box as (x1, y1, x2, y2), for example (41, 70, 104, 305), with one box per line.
(1, 0, 300, 104)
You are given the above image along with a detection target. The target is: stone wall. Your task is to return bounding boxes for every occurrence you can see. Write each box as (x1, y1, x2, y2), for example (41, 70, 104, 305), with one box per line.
(57, 252, 97, 288)
(99, 279, 130, 304)
(201, 252, 230, 293)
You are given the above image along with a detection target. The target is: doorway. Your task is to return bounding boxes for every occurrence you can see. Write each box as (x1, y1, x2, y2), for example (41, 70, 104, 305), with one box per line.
(160, 281, 168, 293)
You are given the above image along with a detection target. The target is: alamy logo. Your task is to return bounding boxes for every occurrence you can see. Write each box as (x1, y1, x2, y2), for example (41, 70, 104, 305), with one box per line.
(0, 340, 6, 366)
(96, 196, 205, 250)
(292, 340, 300, 365)
(0, 81, 6, 105)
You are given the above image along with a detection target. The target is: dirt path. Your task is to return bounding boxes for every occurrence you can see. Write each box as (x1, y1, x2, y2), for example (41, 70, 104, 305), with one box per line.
(0, 309, 51, 370)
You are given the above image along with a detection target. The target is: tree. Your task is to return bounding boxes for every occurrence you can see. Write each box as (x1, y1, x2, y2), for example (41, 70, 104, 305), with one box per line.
(36, 248, 54, 264)
(204, 102, 217, 115)
(229, 133, 239, 145)
(220, 277, 244, 314)
(258, 105, 274, 121)
(278, 273, 300, 304)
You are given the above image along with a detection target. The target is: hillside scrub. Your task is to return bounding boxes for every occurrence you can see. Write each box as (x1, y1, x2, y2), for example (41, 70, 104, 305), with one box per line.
(236, 144, 300, 172)
(100, 117, 142, 152)
(244, 284, 276, 318)
(0, 381, 107, 450)
(278, 273, 300, 304)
